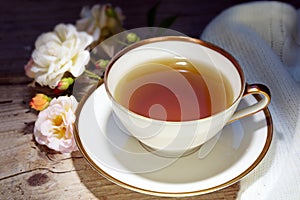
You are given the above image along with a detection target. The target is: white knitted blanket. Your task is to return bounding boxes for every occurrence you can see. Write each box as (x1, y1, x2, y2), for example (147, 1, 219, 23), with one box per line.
(201, 1, 300, 199)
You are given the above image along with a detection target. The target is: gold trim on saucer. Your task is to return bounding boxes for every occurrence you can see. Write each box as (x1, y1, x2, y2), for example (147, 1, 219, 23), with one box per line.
(74, 83, 273, 197)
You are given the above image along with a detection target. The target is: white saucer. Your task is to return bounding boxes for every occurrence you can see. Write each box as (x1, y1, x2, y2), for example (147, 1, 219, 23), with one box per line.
(74, 84, 273, 197)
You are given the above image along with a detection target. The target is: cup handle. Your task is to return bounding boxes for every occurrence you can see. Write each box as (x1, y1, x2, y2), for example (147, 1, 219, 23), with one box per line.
(228, 83, 271, 123)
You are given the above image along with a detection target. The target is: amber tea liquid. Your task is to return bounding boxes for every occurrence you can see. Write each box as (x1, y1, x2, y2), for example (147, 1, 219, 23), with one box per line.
(114, 57, 233, 121)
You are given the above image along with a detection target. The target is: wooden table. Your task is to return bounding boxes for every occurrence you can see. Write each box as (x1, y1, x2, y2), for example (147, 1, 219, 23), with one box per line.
(0, 80, 240, 199)
(1, 0, 299, 199)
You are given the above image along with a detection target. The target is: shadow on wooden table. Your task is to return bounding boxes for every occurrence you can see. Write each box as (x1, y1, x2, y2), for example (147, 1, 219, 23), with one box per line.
(71, 151, 240, 199)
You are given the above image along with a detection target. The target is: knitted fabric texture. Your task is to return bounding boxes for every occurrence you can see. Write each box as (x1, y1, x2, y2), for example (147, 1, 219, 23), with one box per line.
(201, 1, 300, 199)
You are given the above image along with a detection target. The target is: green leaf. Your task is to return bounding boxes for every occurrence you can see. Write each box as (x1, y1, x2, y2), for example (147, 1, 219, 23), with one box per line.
(106, 7, 117, 18)
(158, 15, 178, 28)
(147, 1, 161, 27)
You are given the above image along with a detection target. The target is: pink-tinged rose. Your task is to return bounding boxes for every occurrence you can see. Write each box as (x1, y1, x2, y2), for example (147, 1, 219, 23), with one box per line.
(34, 95, 78, 153)
(24, 58, 35, 78)
(30, 93, 51, 111)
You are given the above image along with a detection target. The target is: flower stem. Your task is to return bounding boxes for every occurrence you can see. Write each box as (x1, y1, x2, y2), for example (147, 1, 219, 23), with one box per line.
(84, 69, 102, 80)
(115, 39, 129, 46)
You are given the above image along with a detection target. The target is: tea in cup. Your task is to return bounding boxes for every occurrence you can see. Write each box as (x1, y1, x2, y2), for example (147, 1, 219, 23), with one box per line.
(104, 36, 271, 157)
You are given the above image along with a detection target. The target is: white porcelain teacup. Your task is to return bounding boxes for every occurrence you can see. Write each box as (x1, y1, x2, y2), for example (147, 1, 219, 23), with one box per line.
(104, 36, 271, 157)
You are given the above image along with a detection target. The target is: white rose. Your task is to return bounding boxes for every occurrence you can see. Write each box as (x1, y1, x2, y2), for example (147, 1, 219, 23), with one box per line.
(34, 95, 78, 153)
(76, 4, 124, 42)
(30, 24, 93, 88)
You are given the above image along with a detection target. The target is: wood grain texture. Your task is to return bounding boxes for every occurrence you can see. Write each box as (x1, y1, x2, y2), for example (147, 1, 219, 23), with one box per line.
(0, 84, 240, 199)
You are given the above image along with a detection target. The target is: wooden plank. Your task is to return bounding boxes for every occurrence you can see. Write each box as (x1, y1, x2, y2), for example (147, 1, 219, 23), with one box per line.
(0, 83, 240, 199)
